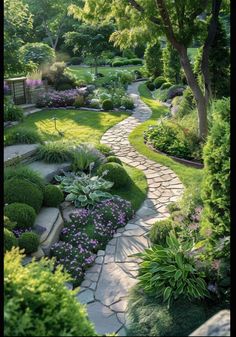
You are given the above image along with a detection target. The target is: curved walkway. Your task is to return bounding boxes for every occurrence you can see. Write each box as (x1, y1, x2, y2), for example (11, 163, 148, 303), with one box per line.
(76, 82, 184, 336)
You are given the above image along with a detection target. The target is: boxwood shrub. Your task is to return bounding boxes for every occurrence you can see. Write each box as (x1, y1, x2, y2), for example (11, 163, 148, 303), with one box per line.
(43, 185, 64, 207)
(98, 162, 130, 188)
(18, 232, 40, 254)
(102, 99, 113, 111)
(4, 203, 36, 229)
(4, 178, 43, 213)
(4, 248, 97, 336)
(106, 156, 123, 165)
(4, 228, 18, 253)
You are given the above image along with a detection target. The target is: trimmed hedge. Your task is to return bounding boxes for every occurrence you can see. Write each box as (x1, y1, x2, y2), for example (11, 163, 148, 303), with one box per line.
(4, 179, 43, 213)
(4, 229, 18, 253)
(43, 185, 64, 207)
(4, 203, 36, 229)
(98, 162, 130, 188)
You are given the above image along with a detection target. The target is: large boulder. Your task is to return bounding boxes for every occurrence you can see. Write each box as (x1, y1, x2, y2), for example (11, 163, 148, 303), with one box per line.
(167, 85, 185, 100)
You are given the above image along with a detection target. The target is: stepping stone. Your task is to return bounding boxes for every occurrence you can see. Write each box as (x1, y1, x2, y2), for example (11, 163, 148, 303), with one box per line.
(4, 144, 38, 167)
(76, 289, 94, 304)
(86, 302, 122, 335)
(27, 160, 71, 182)
(136, 206, 156, 217)
(33, 207, 64, 255)
(95, 263, 138, 306)
(115, 236, 149, 263)
(110, 299, 128, 312)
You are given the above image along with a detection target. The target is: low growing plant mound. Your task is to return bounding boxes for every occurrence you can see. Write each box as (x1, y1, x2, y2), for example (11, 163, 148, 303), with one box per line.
(4, 203, 36, 229)
(4, 178, 43, 213)
(4, 248, 97, 336)
(43, 185, 64, 207)
(98, 162, 130, 188)
(36, 142, 73, 163)
(36, 89, 83, 108)
(4, 165, 45, 193)
(5, 128, 42, 146)
(4, 97, 23, 122)
(51, 196, 134, 286)
(106, 156, 123, 165)
(18, 232, 40, 254)
(4, 228, 18, 253)
(95, 143, 114, 157)
(144, 121, 202, 161)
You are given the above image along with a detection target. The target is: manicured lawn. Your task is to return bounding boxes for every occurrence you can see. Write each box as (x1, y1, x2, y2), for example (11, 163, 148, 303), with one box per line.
(5, 109, 129, 145)
(129, 83, 203, 188)
(67, 65, 142, 79)
(111, 164, 148, 211)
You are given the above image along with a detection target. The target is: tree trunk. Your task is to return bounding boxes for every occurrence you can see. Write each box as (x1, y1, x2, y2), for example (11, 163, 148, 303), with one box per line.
(179, 47, 208, 140)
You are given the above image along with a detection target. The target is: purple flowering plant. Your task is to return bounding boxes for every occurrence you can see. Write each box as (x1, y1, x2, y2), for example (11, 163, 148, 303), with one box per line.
(36, 88, 83, 108)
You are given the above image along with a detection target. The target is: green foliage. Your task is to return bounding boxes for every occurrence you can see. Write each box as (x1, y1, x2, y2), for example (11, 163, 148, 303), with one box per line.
(4, 97, 23, 122)
(4, 178, 43, 213)
(95, 143, 114, 157)
(122, 49, 137, 59)
(146, 81, 155, 91)
(176, 87, 195, 118)
(4, 203, 36, 229)
(121, 96, 135, 110)
(71, 143, 106, 173)
(153, 76, 166, 89)
(209, 20, 230, 98)
(4, 165, 45, 193)
(69, 56, 83, 65)
(43, 61, 77, 90)
(160, 82, 172, 90)
(112, 60, 125, 67)
(4, 228, 18, 253)
(55, 171, 113, 208)
(144, 121, 202, 161)
(144, 42, 163, 77)
(19, 42, 55, 67)
(74, 95, 85, 107)
(162, 43, 181, 84)
(149, 219, 173, 245)
(106, 156, 122, 165)
(128, 58, 143, 65)
(137, 232, 208, 307)
(152, 88, 169, 101)
(98, 162, 130, 188)
(43, 185, 64, 207)
(36, 142, 73, 164)
(18, 232, 39, 254)
(4, 127, 42, 146)
(127, 286, 214, 337)
(4, 248, 97, 336)
(102, 99, 114, 110)
(4, 216, 17, 231)
(201, 98, 230, 240)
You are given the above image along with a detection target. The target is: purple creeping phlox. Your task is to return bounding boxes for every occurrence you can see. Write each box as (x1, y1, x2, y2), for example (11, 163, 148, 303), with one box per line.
(36, 88, 83, 108)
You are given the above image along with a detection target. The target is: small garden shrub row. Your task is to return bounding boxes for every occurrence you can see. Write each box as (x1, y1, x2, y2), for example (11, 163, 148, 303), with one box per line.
(51, 196, 134, 285)
(112, 58, 143, 67)
(144, 120, 203, 161)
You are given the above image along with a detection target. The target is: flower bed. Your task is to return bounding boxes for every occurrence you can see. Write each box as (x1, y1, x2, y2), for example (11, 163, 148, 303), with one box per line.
(51, 196, 134, 286)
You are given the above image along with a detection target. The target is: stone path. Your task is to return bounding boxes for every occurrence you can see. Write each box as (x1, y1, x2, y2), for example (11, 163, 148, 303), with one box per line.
(76, 81, 184, 335)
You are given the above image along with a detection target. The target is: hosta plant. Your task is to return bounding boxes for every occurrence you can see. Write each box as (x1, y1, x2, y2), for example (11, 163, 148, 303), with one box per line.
(55, 171, 113, 208)
(136, 232, 209, 307)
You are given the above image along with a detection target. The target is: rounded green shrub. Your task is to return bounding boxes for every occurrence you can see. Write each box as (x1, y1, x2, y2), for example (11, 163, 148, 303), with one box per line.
(4, 128, 42, 146)
(149, 219, 173, 245)
(121, 96, 135, 110)
(43, 185, 64, 207)
(19, 42, 55, 66)
(112, 60, 125, 67)
(106, 156, 123, 165)
(69, 56, 82, 65)
(4, 203, 36, 229)
(102, 99, 113, 111)
(95, 144, 114, 157)
(4, 216, 17, 231)
(144, 42, 163, 77)
(4, 228, 18, 253)
(18, 232, 40, 254)
(146, 81, 155, 91)
(36, 142, 73, 164)
(4, 179, 43, 213)
(160, 82, 172, 90)
(153, 76, 166, 89)
(4, 165, 45, 193)
(4, 97, 24, 122)
(128, 58, 143, 65)
(4, 248, 97, 336)
(98, 162, 129, 188)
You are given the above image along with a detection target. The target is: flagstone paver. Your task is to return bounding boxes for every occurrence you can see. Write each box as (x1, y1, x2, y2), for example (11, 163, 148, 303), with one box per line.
(75, 81, 184, 335)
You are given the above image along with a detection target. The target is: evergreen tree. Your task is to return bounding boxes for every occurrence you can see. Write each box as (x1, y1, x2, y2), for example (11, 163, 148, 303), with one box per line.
(144, 41, 163, 78)
(162, 42, 181, 84)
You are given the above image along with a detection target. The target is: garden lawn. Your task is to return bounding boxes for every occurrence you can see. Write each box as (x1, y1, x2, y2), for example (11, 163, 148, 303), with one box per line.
(67, 65, 142, 80)
(111, 164, 148, 211)
(4, 109, 129, 145)
(129, 83, 203, 188)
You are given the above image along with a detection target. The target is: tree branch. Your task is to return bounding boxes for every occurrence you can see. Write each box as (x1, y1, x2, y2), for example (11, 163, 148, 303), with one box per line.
(126, 0, 161, 26)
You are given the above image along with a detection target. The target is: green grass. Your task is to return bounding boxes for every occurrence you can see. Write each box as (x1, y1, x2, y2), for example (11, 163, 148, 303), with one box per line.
(111, 164, 148, 211)
(68, 65, 142, 80)
(4, 109, 129, 145)
(129, 83, 203, 188)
